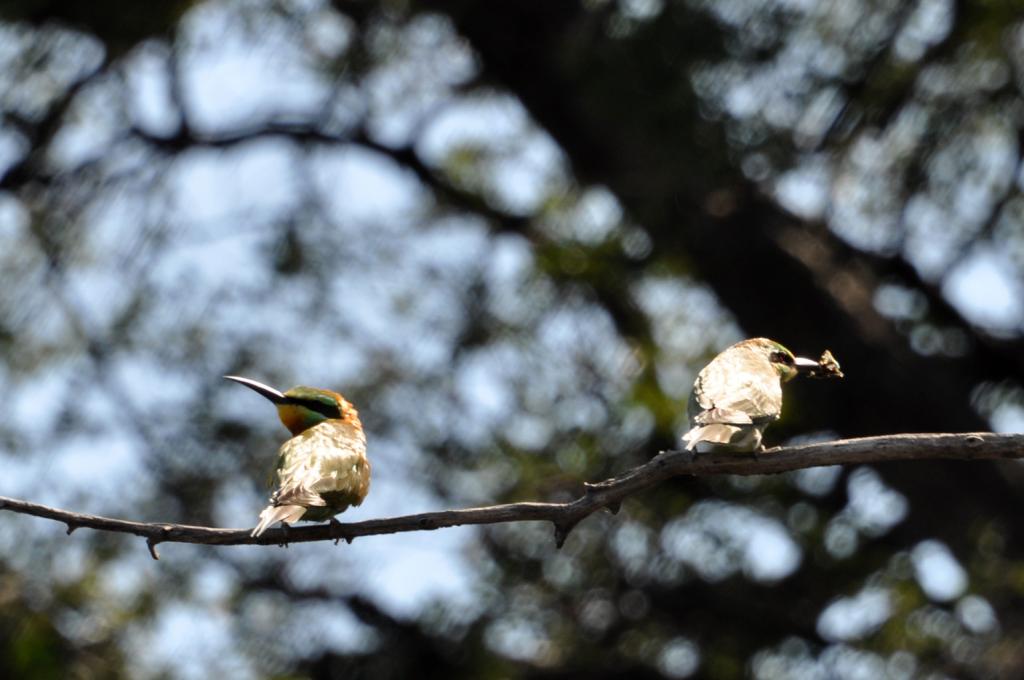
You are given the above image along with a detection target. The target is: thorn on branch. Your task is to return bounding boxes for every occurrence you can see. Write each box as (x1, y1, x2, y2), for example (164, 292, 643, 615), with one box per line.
(65, 522, 78, 535)
(606, 501, 621, 515)
(553, 520, 579, 549)
(146, 537, 161, 561)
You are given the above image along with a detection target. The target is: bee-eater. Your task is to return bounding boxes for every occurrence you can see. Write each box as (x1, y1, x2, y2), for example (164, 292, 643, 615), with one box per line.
(681, 338, 842, 452)
(224, 376, 369, 537)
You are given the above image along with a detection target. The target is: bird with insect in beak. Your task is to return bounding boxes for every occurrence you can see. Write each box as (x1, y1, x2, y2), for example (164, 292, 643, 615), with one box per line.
(224, 376, 369, 537)
(681, 338, 843, 453)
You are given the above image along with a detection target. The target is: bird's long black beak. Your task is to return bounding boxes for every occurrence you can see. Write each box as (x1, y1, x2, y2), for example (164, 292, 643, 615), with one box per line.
(223, 375, 287, 404)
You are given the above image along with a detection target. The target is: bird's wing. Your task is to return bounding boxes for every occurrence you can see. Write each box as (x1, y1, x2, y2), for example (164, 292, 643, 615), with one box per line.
(693, 407, 753, 425)
(270, 484, 326, 508)
(272, 421, 368, 506)
(253, 421, 368, 536)
(691, 352, 782, 421)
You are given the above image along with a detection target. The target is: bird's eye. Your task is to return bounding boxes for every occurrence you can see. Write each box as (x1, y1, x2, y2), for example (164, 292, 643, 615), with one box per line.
(770, 351, 794, 365)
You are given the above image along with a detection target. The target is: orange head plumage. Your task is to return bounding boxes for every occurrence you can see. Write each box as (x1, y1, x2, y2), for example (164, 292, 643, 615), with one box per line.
(224, 376, 360, 436)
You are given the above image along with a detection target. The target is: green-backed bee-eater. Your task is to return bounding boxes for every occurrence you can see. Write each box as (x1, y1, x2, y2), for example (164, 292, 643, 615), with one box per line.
(225, 376, 369, 537)
(682, 338, 843, 452)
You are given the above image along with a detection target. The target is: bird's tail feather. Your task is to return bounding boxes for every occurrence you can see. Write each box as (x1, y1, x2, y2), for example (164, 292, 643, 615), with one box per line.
(251, 504, 307, 537)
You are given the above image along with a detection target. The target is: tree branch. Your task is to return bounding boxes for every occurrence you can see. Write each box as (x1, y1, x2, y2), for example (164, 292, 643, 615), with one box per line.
(129, 122, 532, 235)
(2, 433, 1020, 559)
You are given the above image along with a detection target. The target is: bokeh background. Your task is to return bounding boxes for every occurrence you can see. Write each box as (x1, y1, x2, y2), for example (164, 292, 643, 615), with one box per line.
(2, 0, 1024, 678)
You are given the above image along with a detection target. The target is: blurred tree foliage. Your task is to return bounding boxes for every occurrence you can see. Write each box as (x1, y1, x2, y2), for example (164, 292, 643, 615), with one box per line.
(2, 0, 1024, 678)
